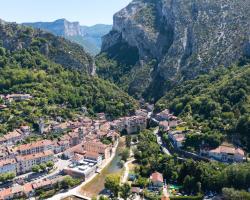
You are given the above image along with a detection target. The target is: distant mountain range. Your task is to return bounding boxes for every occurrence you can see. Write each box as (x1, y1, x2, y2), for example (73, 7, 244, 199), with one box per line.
(23, 19, 112, 55)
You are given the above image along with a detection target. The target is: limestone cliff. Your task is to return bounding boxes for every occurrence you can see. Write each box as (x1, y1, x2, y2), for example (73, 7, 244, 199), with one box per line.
(23, 19, 112, 55)
(100, 0, 250, 101)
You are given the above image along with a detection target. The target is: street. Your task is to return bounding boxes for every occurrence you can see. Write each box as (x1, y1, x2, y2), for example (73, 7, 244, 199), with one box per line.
(153, 127, 171, 156)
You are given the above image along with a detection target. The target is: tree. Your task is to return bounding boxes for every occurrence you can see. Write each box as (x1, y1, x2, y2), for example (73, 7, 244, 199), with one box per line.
(0, 172, 16, 182)
(120, 148, 130, 162)
(120, 183, 131, 200)
(32, 165, 40, 173)
(39, 163, 47, 171)
(183, 175, 195, 194)
(126, 135, 132, 147)
(105, 174, 120, 197)
(136, 177, 148, 188)
(61, 176, 81, 189)
(99, 196, 109, 200)
(46, 161, 54, 168)
(222, 188, 250, 200)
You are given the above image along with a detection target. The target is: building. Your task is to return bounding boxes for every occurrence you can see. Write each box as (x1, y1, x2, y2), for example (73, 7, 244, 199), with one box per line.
(68, 131, 81, 147)
(0, 159, 17, 175)
(19, 126, 31, 135)
(155, 109, 178, 122)
(111, 115, 147, 134)
(16, 150, 54, 174)
(168, 131, 186, 148)
(201, 144, 246, 163)
(159, 121, 170, 132)
(83, 141, 112, 159)
(150, 172, 164, 188)
(84, 151, 102, 166)
(17, 140, 53, 155)
(0, 130, 23, 146)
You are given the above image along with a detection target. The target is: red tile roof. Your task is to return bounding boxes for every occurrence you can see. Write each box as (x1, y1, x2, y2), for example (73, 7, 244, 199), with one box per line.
(16, 150, 53, 161)
(150, 172, 163, 183)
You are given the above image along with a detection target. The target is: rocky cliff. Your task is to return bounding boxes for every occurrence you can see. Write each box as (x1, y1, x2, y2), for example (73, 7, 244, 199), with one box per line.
(24, 19, 112, 55)
(100, 0, 250, 101)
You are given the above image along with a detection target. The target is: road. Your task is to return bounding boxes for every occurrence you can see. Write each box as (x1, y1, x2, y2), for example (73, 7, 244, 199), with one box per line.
(153, 127, 171, 156)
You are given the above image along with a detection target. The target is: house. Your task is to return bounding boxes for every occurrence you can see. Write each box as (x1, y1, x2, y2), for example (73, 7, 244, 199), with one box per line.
(63, 143, 85, 159)
(0, 158, 17, 175)
(32, 179, 53, 190)
(201, 144, 246, 163)
(150, 172, 164, 188)
(16, 150, 54, 174)
(0, 147, 11, 160)
(83, 141, 112, 159)
(23, 183, 34, 198)
(19, 125, 31, 135)
(68, 131, 80, 147)
(155, 109, 178, 122)
(159, 121, 170, 132)
(168, 131, 186, 148)
(0, 130, 23, 146)
(56, 140, 70, 153)
(51, 121, 69, 133)
(0, 188, 13, 200)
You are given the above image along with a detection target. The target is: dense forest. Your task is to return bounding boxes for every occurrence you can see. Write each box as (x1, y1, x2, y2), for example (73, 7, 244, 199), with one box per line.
(133, 130, 250, 199)
(0, 23, 138, 134)
(156, 64, 250, 151)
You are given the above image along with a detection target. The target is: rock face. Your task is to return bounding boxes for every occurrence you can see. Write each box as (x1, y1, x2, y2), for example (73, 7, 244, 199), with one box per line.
(0, 20, 94, 74)
(101, 0, 250, 101)
(24, 19, 112, 55)
(24, 19, 82, 37)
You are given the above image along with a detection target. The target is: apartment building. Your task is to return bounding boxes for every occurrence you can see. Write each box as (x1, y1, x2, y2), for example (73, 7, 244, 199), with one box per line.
(17, 140, 53, 155)
(16, 150, 54, 174)
(0, 159, 17, 175)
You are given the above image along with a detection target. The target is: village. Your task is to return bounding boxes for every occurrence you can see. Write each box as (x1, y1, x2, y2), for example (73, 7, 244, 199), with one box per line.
(0, 94, 248, 200)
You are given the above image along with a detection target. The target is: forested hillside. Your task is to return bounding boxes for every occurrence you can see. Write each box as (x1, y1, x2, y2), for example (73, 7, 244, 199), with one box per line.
(156, 64, 250, 150)
(0, 21, 137, 134)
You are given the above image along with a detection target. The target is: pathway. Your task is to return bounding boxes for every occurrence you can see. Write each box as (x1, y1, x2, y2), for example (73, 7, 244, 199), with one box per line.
(121, 158, 135, 183)
(153, 127, 171, 156)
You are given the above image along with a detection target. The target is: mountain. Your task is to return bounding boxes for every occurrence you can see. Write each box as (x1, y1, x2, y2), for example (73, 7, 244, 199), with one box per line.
(23, 19, 112, 55)
(0, 19, 94, 74)
(156, 64, 250, 150)
(97, 0, 250, 101)
(0, 20, 137, 133)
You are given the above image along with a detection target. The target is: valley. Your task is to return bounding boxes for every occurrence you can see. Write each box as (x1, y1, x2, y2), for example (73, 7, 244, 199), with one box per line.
(0, 0, 249, 200)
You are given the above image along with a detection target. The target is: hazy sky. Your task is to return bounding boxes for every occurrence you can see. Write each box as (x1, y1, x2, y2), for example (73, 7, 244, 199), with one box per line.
(1, 0, 132, 26)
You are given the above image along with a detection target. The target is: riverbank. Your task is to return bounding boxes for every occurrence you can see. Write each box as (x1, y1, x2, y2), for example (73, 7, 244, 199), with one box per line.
(46, 140, 120, 200)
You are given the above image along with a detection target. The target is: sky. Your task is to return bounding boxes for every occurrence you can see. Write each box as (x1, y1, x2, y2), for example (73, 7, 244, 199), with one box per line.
(1, 0, 132, 26)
